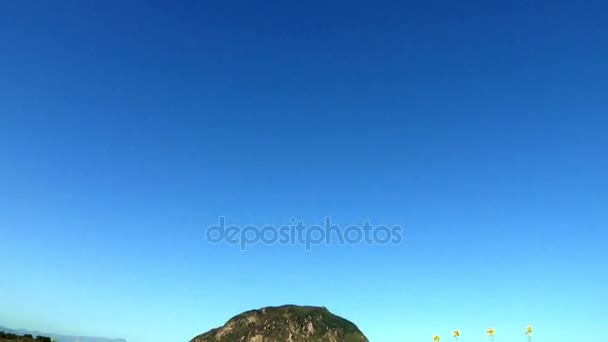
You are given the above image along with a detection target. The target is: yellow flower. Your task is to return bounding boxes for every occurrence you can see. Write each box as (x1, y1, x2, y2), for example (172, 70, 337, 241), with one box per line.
(453, 330, 461, 338)
(526, 325, 533, 335)
(486, 328, 496, 337)
(433, 335, 441, 342)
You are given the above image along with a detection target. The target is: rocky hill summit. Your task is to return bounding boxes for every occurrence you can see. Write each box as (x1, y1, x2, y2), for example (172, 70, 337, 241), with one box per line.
(190, 305, 369, 342)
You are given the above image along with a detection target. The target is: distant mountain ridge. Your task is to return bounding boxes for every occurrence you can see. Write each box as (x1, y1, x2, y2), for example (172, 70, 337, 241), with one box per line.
(0, 326, 125, 342)
(190, 305, 369, 342)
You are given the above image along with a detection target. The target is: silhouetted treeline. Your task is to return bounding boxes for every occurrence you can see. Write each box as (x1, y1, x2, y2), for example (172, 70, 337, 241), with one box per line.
(0, 331, 52, 342)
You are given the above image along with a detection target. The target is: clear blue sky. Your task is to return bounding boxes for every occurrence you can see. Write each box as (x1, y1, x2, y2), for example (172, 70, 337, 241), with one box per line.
(1, 1, 607, 341)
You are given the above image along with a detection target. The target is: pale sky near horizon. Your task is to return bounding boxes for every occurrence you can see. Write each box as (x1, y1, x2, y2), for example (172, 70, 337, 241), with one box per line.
(1, 1, 607, 341)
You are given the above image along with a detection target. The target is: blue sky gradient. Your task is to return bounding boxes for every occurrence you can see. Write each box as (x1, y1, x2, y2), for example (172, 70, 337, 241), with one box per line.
(1, 1, 607, 341)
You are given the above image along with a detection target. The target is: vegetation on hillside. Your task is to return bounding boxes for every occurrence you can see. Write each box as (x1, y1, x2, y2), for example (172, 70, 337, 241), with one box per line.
(0, 332, 52, 342)
(191, 305, 368, 342)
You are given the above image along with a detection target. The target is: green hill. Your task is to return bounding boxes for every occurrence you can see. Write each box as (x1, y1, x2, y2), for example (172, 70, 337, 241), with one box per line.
(190, 305, 368, 342)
